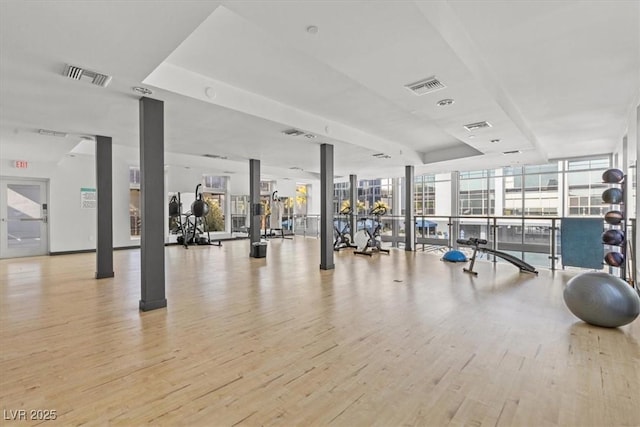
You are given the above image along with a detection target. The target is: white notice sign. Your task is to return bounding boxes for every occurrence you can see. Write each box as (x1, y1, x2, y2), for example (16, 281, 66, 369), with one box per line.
(81, 187, 97, 209)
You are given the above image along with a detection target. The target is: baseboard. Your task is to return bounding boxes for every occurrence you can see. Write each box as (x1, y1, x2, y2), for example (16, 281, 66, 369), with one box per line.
(49, 238, 249, 256)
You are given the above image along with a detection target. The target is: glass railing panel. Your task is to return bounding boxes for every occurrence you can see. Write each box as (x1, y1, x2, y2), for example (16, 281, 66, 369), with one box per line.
(415, 216, 450, 250)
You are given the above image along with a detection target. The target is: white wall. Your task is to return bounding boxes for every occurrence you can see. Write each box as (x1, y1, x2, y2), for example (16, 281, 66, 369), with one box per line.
(1, 142, 260, 252)
(1, 156, 99, 252)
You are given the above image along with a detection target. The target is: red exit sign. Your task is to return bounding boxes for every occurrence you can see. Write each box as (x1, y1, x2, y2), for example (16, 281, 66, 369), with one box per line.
(14, 160, 28, 169)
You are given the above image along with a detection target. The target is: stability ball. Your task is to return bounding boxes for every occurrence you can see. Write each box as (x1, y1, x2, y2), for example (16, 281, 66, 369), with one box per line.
(604, 251, 624, 267)
(602, 168, 624, 183)
(442, 250, 467, 263)
(602, 229, 624, 246)
(563, 272, 640, 327)
(604, 210, 623, 225)
(602, 188, 623, 204)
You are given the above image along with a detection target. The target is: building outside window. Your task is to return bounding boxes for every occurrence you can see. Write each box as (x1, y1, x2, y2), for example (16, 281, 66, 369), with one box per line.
(459, 170, 495, 216)
(414, 175, 435, 215)
(334, 182, 349, 213)
(565, 157, 610, 216)
(503, 164, 559, 216)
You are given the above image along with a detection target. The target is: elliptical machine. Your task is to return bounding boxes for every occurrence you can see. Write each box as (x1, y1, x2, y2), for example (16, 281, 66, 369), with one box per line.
(334, 205, 357, 251)
(353, 205, 390, 256)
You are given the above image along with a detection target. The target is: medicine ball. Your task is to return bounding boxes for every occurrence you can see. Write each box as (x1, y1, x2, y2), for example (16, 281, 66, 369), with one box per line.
(191, 199, 209, 218)
(602, 188, 623, 204)
(602, 168, 624, 184)
(604, 251, 624, 267)
(602, 229, 624, 246)
(604, 210, 624, 225)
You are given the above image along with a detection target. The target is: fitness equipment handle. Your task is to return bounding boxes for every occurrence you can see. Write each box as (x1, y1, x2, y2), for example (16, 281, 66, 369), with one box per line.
(457, 238, 488, 246)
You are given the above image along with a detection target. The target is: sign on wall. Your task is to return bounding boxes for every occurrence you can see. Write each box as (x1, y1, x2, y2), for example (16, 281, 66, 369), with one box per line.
(80, 187, 96, 209)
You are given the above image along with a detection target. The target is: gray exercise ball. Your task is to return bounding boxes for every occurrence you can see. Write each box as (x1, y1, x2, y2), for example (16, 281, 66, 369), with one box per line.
(563, 272, 640, 328)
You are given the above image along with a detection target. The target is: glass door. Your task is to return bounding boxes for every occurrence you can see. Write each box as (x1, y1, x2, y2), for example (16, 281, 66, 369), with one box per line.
(0, 178, 48, 258)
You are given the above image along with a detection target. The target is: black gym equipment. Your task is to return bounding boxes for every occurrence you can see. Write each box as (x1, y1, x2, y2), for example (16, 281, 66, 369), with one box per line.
(354, 205, 390, 256)
(169, 193, 189, 248)
(171, 184, 222, 248)
(334, 206, 357, 251)
(457, 237, 538, 276)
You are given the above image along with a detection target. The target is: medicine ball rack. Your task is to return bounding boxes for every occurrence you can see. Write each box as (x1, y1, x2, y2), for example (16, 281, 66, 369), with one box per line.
(601, 168, 628, 282)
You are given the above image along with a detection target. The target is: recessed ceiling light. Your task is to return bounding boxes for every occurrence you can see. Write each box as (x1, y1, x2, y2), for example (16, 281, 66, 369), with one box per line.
(436, 98, 455, 107)
(289, 166, 303, 171)
(306, 25, 319, 34)
(372, 153, 391, 159)
(491, 139, 500, 143)
(132, 86, 153, 95)
(304, 134, 316, 139)
(203, 154, 228, 159)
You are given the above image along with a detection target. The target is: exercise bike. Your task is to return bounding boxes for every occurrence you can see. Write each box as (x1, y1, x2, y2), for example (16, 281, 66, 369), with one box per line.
(353, 205, 390, 256)
(334, 206, 357, 251)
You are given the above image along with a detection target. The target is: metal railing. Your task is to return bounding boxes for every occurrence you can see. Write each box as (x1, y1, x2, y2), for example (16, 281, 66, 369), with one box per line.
(290, 213, 635, 274)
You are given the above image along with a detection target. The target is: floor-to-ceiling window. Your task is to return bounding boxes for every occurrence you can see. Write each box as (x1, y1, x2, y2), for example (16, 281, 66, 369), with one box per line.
(564, 156, 611, 216)
(503, 164, 559, 216)
(129, 166, 140, 237)
(414, 175, 435, 215)
(459, 170, 495, 216)
(202, 175, 228, 232)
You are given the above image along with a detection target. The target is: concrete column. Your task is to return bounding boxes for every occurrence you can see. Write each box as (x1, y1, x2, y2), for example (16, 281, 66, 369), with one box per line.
(349, 174, 357, 241)
(392, 177, 401, 248)
(95, 135, 114, 279)
(139, 97, 166, 311)
(320, 143, 334, 270)
(249, 159, 262, 256)
(451, 171, 460, 248)
(405, 166, 414, 251)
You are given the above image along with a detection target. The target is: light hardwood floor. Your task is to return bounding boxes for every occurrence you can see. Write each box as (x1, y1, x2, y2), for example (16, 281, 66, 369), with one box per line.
(1, 238, 639, 426)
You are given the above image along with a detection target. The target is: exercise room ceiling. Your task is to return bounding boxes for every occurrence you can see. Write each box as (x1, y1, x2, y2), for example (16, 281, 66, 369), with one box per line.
(0, 1, 638, 179)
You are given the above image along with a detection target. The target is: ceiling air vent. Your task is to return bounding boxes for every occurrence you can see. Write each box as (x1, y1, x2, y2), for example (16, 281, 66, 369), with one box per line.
(38, 129, 67, 138)
(373, 153, 391, 159)
(463, 121, 492, 131)
(282, 129, 305, 136)
(405, 76, 446, 96)
(63, 64, 112, 88)
(203, 154, 228, 159)
(502, 150, 521, 155)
